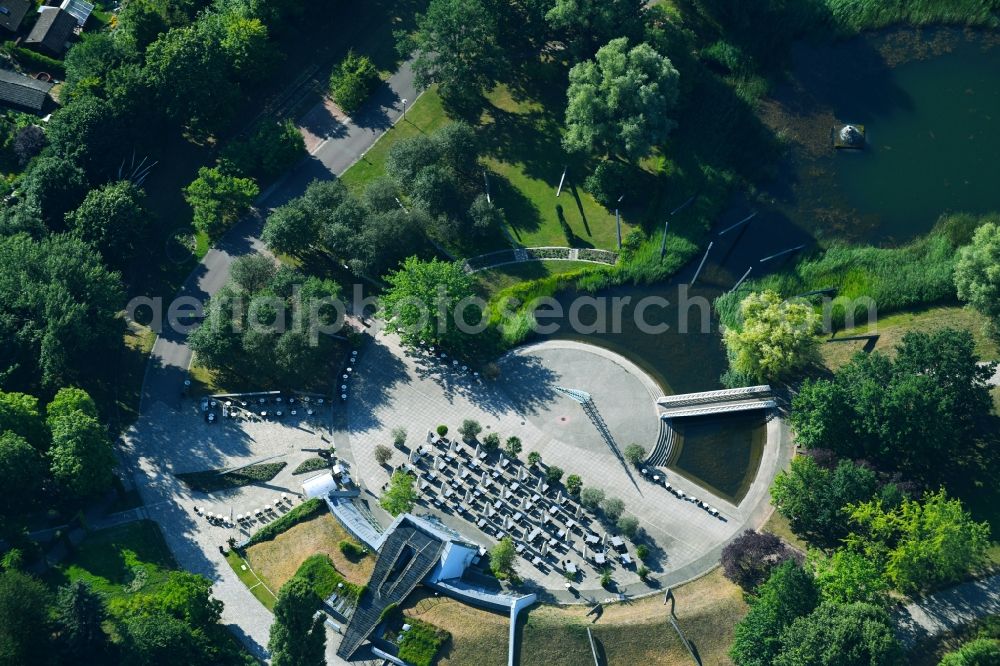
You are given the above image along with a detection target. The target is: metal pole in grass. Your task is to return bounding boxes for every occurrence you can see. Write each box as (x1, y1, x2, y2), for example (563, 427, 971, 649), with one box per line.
(483, 168, 492, 204)
(718, 211, 757, 236)
(660, 219, 669, 259)
(729, 266, 753, 294)
(691, 241, 713, 286)
(615, 194, 624, 249)
(401, 98, 407, 119)
(760, 244, 805, 263)
(556, 165, 568, 197)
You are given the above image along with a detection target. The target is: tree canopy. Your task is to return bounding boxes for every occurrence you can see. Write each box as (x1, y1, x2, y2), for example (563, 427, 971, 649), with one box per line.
(268, 577, 325, 666)
(67, 181, 148, 268)
(563, 37, 680, 161)
(722, 289, 821, 383)
(381, 257, 482, 353)
(184, 166, 259, 238)
(956, 221, 1000, 341)
(379, 470, 418, 516)
(773, 601, 902, 666)
(846, 489, 990, 594)
(721, 529, 791, 592)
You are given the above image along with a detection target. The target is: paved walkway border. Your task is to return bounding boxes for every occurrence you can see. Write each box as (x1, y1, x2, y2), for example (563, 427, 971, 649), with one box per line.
(464, 247, 619, 273)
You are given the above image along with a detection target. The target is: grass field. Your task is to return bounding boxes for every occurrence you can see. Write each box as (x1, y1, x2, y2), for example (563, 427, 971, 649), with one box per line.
(474, 260, 606, 299)
(519, 568, 747, 666)
(245, 513, 374, 593)
(401, 590, 510, 666)
(762, 510, 808, 553)
(225, 549, 278, 610)
(819, 304, 1000, 371)
(45, 521, 177, 600)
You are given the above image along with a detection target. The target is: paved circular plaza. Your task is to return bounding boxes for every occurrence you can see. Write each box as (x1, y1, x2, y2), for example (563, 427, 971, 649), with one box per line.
(343, 330, 792, 597)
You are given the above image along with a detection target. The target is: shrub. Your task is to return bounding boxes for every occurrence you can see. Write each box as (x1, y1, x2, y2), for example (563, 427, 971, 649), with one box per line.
(246, 498, 325, 546)
(939, 638, 1000, 666)
(338, 540, 365, 561)
(527, 451, 541, 467)
(177, 462, 286, 492)
(623, 443, 646, 466)
(458, 419, 482, 441)
(374, 444, 393, 466)
(565, 474, 582, 495)
(482, 432, 501, 452)
(584, 160, 633, 208)
(721, 529, 790, 592)
(392, 427, 407, 447)
(601, 497, 625, 521)
(292, 457, 329, 475)
(580, 487, 605, 510)
(599, 568, 613, 589)
(635, 544, 650, 561)
(329, 51, 380, 114)
(221, 119, 305, 181)
(294, 554, 364, 602)
(638, 565, 650, 580)
(504, 436, 522, 458)
(436, 424, 448, 437)
(398, 618, 450, 666)
(545, 466, 564, 483)
(617, 515, 640, 538)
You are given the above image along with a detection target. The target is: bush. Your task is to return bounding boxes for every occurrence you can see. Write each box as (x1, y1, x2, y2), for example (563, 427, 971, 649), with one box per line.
(392, 427, 407, 447)
(580, 487, 605, 510)
(584, 160, 634, 207)
(601, 497, 625, 521)
(177, 462, 286, 492)
(623, 443, 646, 466)
(294, 554, 364, 602)
(338, 540, 365, 561)
(221, 120, 305, 182)
(635, 544, 650, 561)
(638, 565, 650, 580)
(599, 568, 613, 589)
(398, 618, 450, 666)
(546, 466, 564, 483)
(721, 529, 790, 592)
(245, 498, 326, 546)
(617, 515, 640, 538)
(292, 457, 329, 475)
(939, 638, 1000, 666)
(458, 419, 482, 441)
(482, 432, 500, 452)
(436, 424, 449, 437)
(330, 51, 380, 115)
(374, 444, 393, 466)
(565, 474, 582, 495)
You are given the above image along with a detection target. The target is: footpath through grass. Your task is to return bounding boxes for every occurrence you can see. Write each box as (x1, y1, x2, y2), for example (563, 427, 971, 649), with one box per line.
(519, 567, 747, 666)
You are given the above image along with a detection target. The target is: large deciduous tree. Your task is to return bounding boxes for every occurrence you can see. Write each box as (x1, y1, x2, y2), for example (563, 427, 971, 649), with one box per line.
(846, 489, 990, 594)
(380, 257, 481, 353)
(183, 166, 259, 238)
(563, 38, 680, 161)
(773, 601, 902, 666)
(412, 0, 506, 108)
(48, 410, 116, 499)
(722, 290, 821, 384)
(730, 561, 819, 666)
(268, 577, 325, 666)
(379, 471, 418, 516)
(0, 570, 54, 666)
(955, 221, 1000, 341)
(66, 181, 148, 267)
(721, 529, 791, 592)
(546, 0, 645, 58)
(770, 457, 878, 546)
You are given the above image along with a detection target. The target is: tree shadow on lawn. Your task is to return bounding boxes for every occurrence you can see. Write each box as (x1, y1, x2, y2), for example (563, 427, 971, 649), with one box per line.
(480, 103, 566, 184)
(489, 170, 544, 236)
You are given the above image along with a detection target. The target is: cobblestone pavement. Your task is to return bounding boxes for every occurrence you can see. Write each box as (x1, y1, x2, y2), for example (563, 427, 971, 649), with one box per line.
(342, 330, 793, 601)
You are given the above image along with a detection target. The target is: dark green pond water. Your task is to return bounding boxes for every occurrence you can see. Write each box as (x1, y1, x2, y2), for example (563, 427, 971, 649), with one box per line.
(542, 29, 1000, 502)
(772, 29, 1000, 244)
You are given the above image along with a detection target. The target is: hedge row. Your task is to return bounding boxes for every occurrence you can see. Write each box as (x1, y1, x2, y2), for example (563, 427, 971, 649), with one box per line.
(177, 462, 287, 493)
(245, 497, 326, 547)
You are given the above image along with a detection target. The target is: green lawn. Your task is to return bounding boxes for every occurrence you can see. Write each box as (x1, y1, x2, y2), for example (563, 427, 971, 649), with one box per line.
(475, 260, 606, 299)
(45, 521, 177, 600)
(819, 304, 1000, 371)
(225, 549, 278, 610)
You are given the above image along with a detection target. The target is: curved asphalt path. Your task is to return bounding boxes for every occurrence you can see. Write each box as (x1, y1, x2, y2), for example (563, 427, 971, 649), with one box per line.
(140, 60, 419, 413)
(131, 62, 418, 663)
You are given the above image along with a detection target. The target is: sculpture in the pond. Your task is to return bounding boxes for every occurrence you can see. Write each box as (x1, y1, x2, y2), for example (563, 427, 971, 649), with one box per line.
(833, 123, 866, 149)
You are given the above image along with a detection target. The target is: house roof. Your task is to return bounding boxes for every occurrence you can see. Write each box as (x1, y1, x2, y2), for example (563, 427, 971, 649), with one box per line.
(59, 0, 93, 27)
(0, 69, 53, 112)
(0, 0, 31, 32)
(24, 7, 76, 55)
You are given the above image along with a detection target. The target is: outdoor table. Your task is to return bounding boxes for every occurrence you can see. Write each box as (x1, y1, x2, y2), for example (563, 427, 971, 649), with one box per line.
(528, 527, 541, 541)
(515, 543, 525, 554)
(565, 562, 578, 574)
(477, 518, 487, 528)
(511, 482, 520, 492)
(500, 458, 510, 468)
(594, 553, 606, 565)
(512, 511, 523, 522)
(586, 534, 600, 544)
(493, 499, 502, 509)
(611, 536, 625, 549)
(653, 475, 660, 482)
(541, 484, 549, 493)
(664, 483, 672, 490)
(531, 493, 541, 502)
(532, 556, 543, 567)
(621, 554, 633, 565)
(491, 470, 501, 479)
(479, 452, 487, 460)
(566, 520, 576, 529)
(557, 529, 566, 539)
(548, 537, 558, 547)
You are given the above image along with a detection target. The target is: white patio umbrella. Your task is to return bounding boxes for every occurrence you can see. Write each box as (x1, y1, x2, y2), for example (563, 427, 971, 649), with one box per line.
(541, 541, 548, 557)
